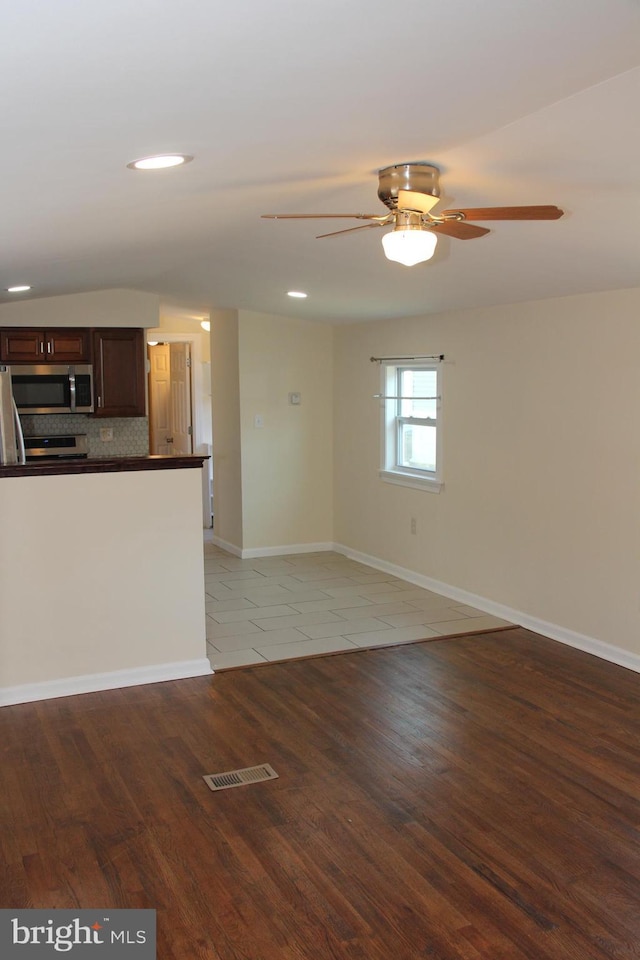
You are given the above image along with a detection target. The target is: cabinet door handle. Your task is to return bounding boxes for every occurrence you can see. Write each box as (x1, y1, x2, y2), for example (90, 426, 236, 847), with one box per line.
(97, 396, 103, 408)
(46, 341, 52, 354)
(166, 437, 174, 444)
(39, 341, 45, 354)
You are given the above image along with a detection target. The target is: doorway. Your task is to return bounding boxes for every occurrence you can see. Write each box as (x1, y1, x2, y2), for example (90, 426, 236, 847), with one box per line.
(147, 333, 213, 528)
(148, 342, 193, 455)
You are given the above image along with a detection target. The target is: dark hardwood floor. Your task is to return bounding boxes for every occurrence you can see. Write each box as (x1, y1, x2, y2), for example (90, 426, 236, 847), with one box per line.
(2, 627, 640, 959)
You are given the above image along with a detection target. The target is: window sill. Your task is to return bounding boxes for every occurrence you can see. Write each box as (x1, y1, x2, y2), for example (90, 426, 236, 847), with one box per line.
(379, 469, 443, 493)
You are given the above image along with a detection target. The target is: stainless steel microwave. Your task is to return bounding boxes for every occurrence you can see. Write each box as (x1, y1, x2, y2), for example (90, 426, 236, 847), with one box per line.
(11, 364, 94, 414)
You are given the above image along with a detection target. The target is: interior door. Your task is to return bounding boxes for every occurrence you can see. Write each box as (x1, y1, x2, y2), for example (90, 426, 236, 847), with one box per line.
(147, 341, 194, 455)
(170, 342, 193, 455)
(148, 343, 172, 454)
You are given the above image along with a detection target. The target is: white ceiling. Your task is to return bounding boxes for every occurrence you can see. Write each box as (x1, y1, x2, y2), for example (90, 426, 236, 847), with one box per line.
(1, 0, 639, 324)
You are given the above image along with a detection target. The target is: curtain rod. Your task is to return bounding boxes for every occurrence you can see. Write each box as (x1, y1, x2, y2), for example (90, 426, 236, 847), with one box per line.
(370, 354, 444, 363)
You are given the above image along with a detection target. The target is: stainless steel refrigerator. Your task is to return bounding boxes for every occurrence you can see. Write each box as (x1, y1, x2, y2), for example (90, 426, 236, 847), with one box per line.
(0, 365, 26, 464)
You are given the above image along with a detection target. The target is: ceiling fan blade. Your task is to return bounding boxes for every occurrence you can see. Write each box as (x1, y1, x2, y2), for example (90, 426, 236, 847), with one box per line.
(397, 189, 439, 214)
(431, 221, 490, 240)
(441, 205, 563, 221)
(316, 222, 385, 239)
(262, 213, 387, 221)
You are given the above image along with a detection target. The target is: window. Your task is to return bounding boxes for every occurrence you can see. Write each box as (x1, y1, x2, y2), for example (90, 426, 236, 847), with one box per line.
(380, 360, 442, 492)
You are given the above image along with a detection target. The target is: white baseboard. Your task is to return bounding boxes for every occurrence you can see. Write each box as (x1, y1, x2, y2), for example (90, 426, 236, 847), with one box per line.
(209, 534, 243, 557)
(333, 542, 640, 676)
(208, 537, 335, 559)
(0, 658, 213, 708)
(209, 534, 640, 674)
(240, 541, 336, 559)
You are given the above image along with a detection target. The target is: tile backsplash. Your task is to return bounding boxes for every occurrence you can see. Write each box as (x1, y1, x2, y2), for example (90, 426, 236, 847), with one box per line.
(21, 414, 149, 458)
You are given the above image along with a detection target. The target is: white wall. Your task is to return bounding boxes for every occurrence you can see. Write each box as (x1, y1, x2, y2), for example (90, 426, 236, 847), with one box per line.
(210, 309, 243, 548)
(334, 287, 640, 658)
(149, 304, 211, 338)
(209, 309, 334, 553)
(0, 467, 209, 702)
(0, 288, 159, 327)
(238, 310, 333, 551)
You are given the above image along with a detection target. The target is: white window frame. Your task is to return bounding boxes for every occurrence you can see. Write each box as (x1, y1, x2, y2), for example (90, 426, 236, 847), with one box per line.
(379, 360, 443, 493)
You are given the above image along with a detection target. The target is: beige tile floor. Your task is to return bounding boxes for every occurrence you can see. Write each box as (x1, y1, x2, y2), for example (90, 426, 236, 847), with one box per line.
(203, 539, 513, 670)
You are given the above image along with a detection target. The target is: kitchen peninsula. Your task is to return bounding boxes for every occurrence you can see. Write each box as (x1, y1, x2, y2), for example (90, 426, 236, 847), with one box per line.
(0, 455, 212, 706)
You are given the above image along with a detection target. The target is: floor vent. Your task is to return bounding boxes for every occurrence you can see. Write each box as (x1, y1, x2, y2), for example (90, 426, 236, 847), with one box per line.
(203, 763, 279, 792)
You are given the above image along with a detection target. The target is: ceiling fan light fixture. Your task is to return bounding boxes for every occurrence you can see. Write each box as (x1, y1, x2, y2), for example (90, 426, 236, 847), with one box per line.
(381, 228, 437, 266)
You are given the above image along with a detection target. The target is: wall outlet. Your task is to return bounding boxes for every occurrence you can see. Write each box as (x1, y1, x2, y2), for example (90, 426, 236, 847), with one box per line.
(410, 517, 417, 535)
(100, 427, 114, 442)
(288, 392, 301, 405)
(254, 414, 264, 428)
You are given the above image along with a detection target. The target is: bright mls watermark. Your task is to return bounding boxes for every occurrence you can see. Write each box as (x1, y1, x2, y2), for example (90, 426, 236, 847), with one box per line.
(0, 910, 156, 958)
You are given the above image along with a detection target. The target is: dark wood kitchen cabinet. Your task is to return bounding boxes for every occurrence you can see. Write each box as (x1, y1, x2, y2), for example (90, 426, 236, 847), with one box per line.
(92, 327, 146, 418)
(0, 327, 90, 363)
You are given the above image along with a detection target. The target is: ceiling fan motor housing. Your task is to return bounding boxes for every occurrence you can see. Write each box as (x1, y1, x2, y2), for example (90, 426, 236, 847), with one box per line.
(377, 162, 441, 210)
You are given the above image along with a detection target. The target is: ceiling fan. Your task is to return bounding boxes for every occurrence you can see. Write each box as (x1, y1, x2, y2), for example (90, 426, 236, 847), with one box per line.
(262, 162, 564, 266)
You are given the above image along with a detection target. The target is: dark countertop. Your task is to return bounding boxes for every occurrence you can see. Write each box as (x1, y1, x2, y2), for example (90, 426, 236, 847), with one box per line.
(0, 454, 209, 479)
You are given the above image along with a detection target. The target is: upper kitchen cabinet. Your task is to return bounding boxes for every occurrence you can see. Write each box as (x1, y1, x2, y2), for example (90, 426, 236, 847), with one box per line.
(0, 328, 90, 363)
(92, 327, 145, 418)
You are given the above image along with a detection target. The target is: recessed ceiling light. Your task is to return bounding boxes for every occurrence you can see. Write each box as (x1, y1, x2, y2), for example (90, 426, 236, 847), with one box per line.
(287, 291, 308, 299)
(200, 320, 211, 331)
(6, 285, 31, 293)
(127, 154, 193, 171)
